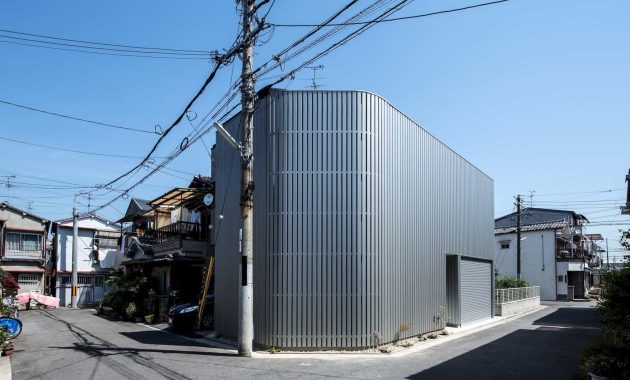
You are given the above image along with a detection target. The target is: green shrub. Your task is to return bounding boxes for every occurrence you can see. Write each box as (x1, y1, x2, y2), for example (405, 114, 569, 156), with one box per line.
(495, 276, 530, 289)
(126, 303, 137, 319)
(581, 229, 630, 377)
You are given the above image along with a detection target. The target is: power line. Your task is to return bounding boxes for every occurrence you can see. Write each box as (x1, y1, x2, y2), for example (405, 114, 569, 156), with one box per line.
(533, 188, 625, 197)
(0, 40, 210, 60)
(272, 0, 509, 27)
(0, 99, 158, 135)
(0, 27, 211, 54)
(0, 33, 210, 57)
(0, 135, 167, 159)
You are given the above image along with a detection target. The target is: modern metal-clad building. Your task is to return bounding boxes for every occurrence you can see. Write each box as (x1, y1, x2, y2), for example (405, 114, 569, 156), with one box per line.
(212, 89, 494, 349)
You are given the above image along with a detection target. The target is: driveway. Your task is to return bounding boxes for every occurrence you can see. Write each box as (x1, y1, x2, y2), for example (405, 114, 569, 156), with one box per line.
(11, 301, 600, 379)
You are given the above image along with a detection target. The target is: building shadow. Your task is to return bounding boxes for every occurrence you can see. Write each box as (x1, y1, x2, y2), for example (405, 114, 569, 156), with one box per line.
(408, 326, 600, 379)
(533, 307, 601, 329)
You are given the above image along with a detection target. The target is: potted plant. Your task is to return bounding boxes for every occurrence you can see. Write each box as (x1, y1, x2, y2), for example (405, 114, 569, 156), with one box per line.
(144, 314, 154, 324)
(0, 327, 13, 356)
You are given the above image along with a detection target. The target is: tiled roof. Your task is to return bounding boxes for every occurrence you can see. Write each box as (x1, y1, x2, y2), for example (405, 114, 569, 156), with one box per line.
(494, 220, 567, 235)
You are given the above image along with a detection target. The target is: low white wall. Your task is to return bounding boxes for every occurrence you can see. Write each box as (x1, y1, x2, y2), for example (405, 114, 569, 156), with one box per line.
(496, 297, 540, 317)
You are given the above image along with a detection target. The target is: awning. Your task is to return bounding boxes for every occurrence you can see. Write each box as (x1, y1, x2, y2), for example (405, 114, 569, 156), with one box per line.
(0, 265, 45, 273)
(149, 188, 205, 208)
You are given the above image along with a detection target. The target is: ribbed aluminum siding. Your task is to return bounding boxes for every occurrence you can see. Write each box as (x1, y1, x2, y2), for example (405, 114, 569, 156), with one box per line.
(213, 90, 494, 349)
(460, 258, 492, 325)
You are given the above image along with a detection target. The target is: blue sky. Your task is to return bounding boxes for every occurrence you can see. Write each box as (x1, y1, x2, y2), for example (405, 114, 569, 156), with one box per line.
(0, 0, 628, 259)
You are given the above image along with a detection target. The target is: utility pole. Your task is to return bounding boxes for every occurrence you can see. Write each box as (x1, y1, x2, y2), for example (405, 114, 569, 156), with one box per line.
(71, 208, 79, 308)
(516, 195, 522, 279)
(606, 238, 609, 270)
(238, 0, 256, 357)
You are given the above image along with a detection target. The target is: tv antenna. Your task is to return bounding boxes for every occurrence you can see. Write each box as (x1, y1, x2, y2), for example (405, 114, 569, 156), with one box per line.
(306, 65, 324, 89)
(1, 175, 16, 203)
(528, 190, 535, 208)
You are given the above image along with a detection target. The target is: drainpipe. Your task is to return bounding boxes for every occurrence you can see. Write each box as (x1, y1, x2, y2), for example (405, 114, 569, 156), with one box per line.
(554, 229, 558, 300)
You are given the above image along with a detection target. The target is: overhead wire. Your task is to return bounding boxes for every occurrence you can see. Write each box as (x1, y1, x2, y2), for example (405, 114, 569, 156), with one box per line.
(272, 0, 509, 27)
(0, 99, 158, 135)
(0, 135, 167, 159)
(0, 40, 210, 60)
(0, 27, 211, 53)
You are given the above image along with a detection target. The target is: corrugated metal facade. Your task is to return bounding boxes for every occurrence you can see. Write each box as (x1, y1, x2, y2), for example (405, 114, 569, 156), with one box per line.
(213, 90, 494, 349)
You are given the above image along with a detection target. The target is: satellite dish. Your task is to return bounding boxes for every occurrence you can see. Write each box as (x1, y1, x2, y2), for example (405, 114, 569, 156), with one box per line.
(203, 193, 214, 206)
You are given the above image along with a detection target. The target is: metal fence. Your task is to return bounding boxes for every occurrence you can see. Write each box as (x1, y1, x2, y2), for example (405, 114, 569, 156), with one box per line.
(495, 286, 540, 305)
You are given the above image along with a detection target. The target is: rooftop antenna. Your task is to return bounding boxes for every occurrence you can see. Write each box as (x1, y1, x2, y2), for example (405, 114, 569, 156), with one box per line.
(306, 65, 324, 89)
(529, 190, 535, 208)
(1, 175, 16, 203)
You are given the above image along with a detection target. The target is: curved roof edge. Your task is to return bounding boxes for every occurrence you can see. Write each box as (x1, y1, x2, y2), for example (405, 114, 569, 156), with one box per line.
(267, 89, 494, 182)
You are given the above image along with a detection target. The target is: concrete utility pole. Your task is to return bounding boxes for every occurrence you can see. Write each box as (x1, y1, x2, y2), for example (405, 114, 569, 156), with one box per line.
(606, 238, 609, 270)
(516, 195, 522, 279)
(238, 0, 256, 357)
(71, 208, 79, 308)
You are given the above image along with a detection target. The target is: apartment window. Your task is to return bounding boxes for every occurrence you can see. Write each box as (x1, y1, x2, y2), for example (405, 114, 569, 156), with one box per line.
(61, 276, 71, 285)
(5, 232, 42, 252)
(78, 276, 93, 285)
(558, 276, 564, 282)
(500, 241, 510, 249)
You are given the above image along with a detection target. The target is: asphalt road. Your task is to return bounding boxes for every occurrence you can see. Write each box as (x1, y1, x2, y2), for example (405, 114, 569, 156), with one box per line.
(10, 301, 600, 380)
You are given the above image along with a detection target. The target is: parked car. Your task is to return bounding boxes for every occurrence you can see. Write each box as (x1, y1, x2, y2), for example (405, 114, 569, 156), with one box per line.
(168, 294, 214, 331)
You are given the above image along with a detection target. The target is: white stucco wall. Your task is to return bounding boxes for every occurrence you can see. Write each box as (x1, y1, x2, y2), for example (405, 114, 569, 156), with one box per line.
(55, 217, 120, 273)
(495, 230, 557, 300)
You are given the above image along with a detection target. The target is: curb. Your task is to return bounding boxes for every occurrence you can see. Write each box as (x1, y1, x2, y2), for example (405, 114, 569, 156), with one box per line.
(0, 356, 11, 380)
(252, 306, 548, 360)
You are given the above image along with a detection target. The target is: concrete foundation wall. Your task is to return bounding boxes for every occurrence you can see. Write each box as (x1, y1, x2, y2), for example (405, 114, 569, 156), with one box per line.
(495, 297, 540, 317)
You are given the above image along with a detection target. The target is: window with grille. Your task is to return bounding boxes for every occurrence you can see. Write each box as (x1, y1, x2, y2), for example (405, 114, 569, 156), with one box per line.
(17, 274, 40, 284)
(78, 276, 93, 285)
(61, 276, 71, 285)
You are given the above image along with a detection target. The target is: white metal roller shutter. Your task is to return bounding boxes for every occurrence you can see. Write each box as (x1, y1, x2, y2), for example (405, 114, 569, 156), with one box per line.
(460, 258, 491, 325)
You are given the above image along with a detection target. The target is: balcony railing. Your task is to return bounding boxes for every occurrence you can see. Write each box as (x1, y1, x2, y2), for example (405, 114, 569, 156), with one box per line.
(556, 248, 592, 260)
(3, 249, 43, 260)
(153, 221, 208, 244)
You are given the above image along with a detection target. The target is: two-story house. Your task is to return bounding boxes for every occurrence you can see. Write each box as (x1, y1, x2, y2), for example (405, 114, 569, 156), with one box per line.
(0, 202, 50, 294)
(53, 214, 121, 307)
(494, 208, 602, 300)
(118, 175, 214, 317)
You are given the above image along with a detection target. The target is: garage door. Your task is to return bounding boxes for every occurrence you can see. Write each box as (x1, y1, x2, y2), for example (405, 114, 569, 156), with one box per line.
(460, 258, 491, 325)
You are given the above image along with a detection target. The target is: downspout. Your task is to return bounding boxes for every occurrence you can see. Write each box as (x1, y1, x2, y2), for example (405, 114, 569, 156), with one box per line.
(554, 229, 558, 300)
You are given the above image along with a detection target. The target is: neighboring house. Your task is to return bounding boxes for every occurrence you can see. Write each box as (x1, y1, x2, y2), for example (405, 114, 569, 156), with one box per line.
(494, 208, 602, 301)
(118, 176, 213, 317)
(212, 89, 494, 349)
(0, 202, 50, 294)
(53, 214, 121, 307)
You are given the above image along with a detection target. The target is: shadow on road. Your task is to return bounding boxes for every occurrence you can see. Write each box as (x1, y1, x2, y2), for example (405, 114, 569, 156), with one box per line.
(49, 341, 236, 358)
(120, 330, 207, 347)
(408, 308, 601, 380)
(533, 307, 601, 329)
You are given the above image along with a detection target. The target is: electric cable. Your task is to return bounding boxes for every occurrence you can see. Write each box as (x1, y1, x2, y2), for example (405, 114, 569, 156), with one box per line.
(0, 99, 157, 135)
